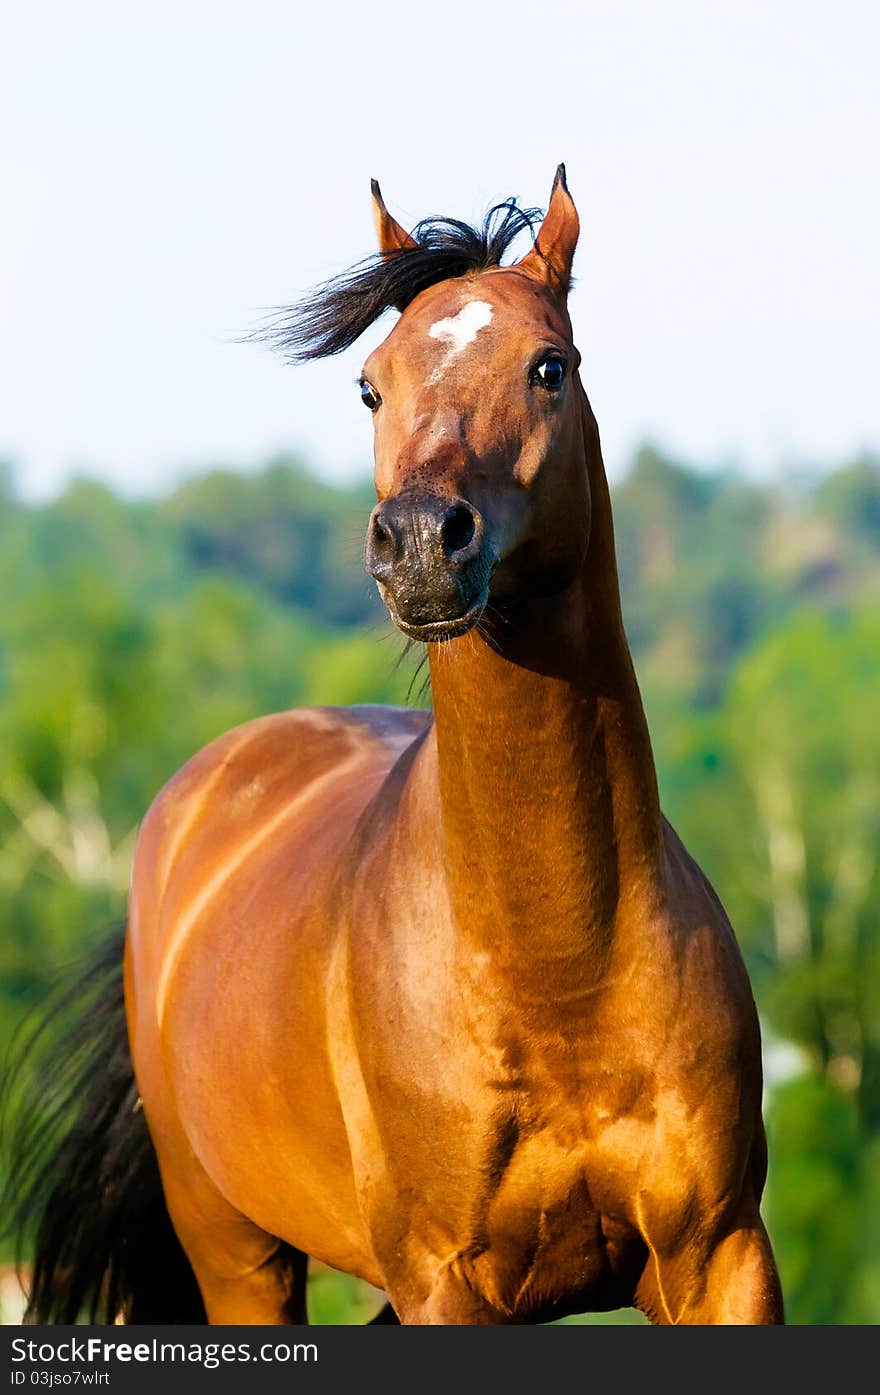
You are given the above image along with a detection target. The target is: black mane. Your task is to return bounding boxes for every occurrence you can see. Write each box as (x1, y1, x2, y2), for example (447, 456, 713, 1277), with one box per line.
(260, 198, 542, 363)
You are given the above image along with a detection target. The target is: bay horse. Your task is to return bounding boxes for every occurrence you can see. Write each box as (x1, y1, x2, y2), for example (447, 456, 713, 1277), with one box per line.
(4, 167, 783, 1324)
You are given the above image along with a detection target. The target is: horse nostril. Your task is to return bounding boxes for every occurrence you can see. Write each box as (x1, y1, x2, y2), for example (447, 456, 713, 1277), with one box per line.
(365, 507, 402, 583)
(441, 504, 477, 558)
(371, 511, 395, 557)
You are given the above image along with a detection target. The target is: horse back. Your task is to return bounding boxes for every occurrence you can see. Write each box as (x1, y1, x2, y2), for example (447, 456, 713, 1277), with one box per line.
(128, 704, 428, 988)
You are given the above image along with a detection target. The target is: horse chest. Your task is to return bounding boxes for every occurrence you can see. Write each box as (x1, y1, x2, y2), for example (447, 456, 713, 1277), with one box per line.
(389, 1064, 647, 1318)
(433, 1117, 641, 1317)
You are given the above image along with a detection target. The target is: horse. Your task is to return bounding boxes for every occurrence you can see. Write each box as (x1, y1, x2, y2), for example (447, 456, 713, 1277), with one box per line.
(3, 166, 783, 1325)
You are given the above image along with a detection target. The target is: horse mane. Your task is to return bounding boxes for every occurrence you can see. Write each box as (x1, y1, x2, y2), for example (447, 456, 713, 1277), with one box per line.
(260, 198, 542, 363)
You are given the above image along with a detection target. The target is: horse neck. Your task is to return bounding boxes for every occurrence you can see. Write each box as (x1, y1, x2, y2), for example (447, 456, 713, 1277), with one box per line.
(423, 391, 664, 980)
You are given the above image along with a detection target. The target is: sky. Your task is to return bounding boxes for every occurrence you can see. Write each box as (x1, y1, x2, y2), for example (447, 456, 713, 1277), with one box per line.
(2, 0, 878, 499)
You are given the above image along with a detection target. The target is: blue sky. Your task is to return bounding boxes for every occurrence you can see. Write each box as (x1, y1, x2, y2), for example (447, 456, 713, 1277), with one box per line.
(2, 0, 878, 498)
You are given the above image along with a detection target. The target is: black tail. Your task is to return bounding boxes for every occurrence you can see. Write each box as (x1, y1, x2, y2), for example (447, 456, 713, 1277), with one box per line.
(0, 927, 206, 1323)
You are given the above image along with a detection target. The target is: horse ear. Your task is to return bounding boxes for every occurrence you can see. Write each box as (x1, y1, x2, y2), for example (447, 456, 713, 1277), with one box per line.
(519, 164, 579, 295)
(371, 179, 418, 256)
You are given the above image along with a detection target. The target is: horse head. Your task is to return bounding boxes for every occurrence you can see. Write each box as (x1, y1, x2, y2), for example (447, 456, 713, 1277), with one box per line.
(360, 168, 587, 641)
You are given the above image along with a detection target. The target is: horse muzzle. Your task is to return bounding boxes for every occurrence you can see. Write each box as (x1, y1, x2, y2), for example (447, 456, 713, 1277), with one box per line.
(364, 492, 495, 641)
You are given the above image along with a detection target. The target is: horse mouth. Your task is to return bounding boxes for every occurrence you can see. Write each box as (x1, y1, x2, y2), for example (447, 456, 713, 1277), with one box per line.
(385, 589, 488, 643)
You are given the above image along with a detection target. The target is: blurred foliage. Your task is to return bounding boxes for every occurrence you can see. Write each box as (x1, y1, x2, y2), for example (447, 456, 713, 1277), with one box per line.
(1, 446, 879, 1323)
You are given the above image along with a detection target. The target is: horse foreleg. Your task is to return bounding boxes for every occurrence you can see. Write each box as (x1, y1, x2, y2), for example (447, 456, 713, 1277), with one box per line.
(385, 1265, 513, 1324)
(635, 1206, 783, 1325)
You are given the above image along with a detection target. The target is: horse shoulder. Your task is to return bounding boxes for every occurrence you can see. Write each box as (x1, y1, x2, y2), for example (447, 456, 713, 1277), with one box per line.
(618, 817, 765, 1257)
(657, 813, 757, 1023)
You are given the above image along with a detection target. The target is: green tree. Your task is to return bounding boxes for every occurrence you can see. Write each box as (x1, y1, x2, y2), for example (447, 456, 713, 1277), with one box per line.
(708, 610, 879, 1322)
(161, 458, 381, 627)
(814, 455, 880, 553)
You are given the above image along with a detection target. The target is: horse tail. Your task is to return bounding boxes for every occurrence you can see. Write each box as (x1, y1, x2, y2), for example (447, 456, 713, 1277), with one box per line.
(0, 926, 205, 1324)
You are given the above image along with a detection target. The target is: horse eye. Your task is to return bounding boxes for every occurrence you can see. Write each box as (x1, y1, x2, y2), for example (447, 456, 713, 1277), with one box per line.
(360, 379, 381, 411)
(531, 356, 566, 391)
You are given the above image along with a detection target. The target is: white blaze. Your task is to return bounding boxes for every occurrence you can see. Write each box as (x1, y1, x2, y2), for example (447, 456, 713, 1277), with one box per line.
(426, 300, 493, 384)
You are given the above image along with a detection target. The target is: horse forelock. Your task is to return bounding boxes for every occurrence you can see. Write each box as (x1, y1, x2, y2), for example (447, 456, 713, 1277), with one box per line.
(255, 199, 543, 364)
